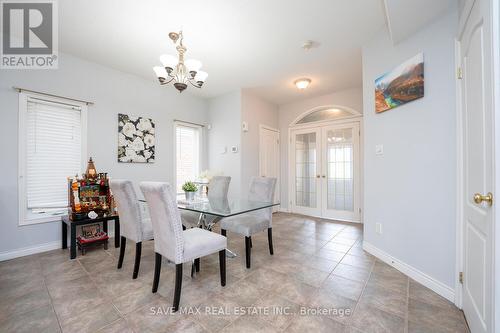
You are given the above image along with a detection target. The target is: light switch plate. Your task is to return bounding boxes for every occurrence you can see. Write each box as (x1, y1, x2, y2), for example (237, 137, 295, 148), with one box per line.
(375, 144, 384, 155)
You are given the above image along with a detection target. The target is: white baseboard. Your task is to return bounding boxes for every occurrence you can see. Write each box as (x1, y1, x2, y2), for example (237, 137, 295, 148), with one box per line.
(282, 210, 362, 224)
(0, 231, 116, 262)
(363, 241, 455, 303)
(0, 240, 61, 261)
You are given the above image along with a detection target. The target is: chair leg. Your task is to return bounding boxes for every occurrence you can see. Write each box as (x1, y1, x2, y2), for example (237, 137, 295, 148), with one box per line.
(195, 258, 200, 272)
(249, 236, 253, 248)
(219, 249, 226, 286)
(133, 242, 142, 279)
(117, 236, 126, 269)
(190, 258, 200, 277)
(245, 236, 251, 269)
(173, 264, 183, 312)
(221, 229, 226, 236)
(152, 252, 162, 293)
(268, 228, 274, 255)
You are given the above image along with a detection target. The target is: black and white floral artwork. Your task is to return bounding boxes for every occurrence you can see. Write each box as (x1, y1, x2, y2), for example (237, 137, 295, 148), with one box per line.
(118, 114, 155, 163)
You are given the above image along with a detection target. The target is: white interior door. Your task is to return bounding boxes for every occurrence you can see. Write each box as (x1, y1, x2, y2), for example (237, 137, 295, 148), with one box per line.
(259, 126, 280, 211)
(291, 128, 321, 216)
(459, 0, 494, 331)
(321, 123, 360, 222)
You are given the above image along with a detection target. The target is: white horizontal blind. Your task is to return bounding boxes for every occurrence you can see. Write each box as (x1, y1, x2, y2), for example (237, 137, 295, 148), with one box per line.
(26, 99, 82, 209)
(176, 124, 200, 193)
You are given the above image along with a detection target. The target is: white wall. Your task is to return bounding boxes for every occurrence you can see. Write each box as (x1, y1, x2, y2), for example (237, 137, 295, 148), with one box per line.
(277, 88, 363, 210)
(207, 90, 279, 197)
(207, 91, 242, 197)
(0, 52, 207, 256)
(241, 90, 279, 194)
(362, 11, 457, 289)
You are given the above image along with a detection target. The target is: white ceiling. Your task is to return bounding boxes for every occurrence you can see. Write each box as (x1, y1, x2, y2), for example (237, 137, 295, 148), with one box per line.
(58, 0, 455, 105)
(383, 0, 457, 44)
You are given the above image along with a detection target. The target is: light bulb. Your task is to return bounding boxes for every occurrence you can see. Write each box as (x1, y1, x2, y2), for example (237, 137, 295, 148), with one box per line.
(159, 54, 177, 69)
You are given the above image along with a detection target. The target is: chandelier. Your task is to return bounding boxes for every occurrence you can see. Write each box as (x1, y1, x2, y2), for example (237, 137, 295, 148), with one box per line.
(153, 31, 208, 93)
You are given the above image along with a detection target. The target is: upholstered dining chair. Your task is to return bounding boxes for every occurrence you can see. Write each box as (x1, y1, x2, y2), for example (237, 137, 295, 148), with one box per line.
(140, 181, 227, 312)
(109, 179, 154, 279)
(220, 177, 277, 269)
(181, 176, 231, 229)
(181, 176, 230, 276)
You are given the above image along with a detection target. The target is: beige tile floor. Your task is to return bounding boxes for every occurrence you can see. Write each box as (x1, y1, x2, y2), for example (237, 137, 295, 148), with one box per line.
(0, 213, 469, 333)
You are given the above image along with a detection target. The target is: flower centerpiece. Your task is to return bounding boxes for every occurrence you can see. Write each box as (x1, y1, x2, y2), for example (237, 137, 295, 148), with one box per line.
(197, 170, 221, 197)
(198, 170, 212, 184)
(182, 181, 198, 201)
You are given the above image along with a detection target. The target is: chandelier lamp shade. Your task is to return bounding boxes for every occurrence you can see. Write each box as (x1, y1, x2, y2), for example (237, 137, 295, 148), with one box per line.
(153, 31, 208, 93)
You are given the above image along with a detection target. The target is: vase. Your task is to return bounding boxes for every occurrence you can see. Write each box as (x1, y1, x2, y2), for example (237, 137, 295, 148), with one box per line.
(185, 191, 195, 201)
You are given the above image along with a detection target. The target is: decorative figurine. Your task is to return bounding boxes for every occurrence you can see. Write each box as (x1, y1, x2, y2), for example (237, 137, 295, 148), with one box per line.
(85, 157, 97, 179)
(88, 211, 98, 219)
(67, 158, 113, 221)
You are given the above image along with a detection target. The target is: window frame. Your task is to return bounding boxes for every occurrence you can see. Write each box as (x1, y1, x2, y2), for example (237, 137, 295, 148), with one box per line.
(18, 92, 88, 226)
(173, 120, 203, 195)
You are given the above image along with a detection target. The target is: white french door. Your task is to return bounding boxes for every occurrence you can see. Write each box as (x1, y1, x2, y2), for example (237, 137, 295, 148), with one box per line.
(291, 127, 322, 217)
(291, 121, 360, 222)
(321, 123, 360, 221)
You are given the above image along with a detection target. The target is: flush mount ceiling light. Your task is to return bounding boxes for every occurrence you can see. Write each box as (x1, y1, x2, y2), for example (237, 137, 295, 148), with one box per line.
(294, 78, 311, 90)
(153, 31, 207, 93)
(302, 40, 320, 51)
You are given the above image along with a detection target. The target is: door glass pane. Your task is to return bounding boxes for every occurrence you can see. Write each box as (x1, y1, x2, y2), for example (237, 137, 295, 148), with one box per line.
(296, 108, 354, 124)
(295, 132, 316, 208)
(327, 128, 353, 211)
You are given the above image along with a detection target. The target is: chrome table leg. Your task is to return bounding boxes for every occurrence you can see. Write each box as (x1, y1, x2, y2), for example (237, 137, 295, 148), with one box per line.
(207, 216, 237, 258)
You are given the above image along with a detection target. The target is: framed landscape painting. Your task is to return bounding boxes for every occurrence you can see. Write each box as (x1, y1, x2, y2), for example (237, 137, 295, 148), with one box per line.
(118, 114, 155, 163)
(375, 53, 424, 113)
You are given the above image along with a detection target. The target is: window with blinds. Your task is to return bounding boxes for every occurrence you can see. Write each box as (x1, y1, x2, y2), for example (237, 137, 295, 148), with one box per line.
(21, 97, 84, 223)
(175, 123, 201, 193)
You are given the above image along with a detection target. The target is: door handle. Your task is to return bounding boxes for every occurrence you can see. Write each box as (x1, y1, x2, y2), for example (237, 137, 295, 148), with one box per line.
(322, 175, 326, 178)
(473, 192, 493, 206)
(316, 175, 320, 178)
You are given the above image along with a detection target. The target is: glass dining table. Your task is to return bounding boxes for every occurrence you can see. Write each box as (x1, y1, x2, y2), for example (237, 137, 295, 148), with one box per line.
(139, 195, 280, 257)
